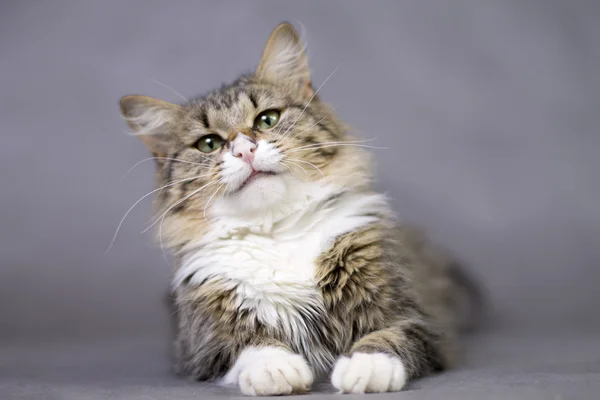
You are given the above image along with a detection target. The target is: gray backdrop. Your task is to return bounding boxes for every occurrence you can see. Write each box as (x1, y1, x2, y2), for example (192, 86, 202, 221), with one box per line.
(1, 1, 600, 398)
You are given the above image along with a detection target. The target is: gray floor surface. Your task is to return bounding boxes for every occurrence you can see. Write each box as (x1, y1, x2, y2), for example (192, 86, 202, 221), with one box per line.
(3, 331, 600, 400)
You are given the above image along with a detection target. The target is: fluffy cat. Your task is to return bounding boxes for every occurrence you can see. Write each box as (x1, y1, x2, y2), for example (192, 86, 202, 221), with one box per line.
(119, 23, 478, 396)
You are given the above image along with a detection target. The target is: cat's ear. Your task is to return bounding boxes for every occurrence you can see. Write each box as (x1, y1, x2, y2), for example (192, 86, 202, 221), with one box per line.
(119, 95, 183, 156)
(255, 22, 313, 99)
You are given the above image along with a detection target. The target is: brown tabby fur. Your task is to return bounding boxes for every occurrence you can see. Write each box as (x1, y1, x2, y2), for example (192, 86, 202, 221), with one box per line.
(120, 22, 478, 393)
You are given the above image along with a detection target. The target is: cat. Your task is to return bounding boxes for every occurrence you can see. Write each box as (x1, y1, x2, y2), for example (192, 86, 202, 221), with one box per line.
(119, 22, 479, 396)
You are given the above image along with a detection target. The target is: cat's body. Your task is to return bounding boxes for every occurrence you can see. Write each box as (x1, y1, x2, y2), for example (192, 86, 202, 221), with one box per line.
(119, 23, 477, 396)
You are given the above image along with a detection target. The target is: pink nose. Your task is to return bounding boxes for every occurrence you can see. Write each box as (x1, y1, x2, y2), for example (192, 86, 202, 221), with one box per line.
(230, 133, 257, 164)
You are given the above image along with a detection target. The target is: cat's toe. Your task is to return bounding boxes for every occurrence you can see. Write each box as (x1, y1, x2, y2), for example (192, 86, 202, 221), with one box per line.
(238, 350, 313, 396)
(331, 352, 407, 393)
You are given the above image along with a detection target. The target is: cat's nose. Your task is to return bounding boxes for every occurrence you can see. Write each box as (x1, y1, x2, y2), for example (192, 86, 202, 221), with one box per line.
(230, 133, 257, 164)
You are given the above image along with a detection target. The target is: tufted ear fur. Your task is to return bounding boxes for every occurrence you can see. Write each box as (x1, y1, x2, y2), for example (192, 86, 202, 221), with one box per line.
(255, 23, 313, 100)
(119, 95, 184, 156)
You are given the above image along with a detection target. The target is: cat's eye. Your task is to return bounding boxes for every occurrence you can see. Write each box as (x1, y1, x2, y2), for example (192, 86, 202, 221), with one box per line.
(254, 109, 281, 130)
(195, 134, 224, 153)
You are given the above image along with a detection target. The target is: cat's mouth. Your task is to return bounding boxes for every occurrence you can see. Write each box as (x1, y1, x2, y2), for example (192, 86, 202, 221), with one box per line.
(238, 170, 277, 190)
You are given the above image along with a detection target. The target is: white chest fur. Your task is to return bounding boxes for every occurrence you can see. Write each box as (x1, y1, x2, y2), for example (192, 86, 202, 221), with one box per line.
(174, 184, 389, 332)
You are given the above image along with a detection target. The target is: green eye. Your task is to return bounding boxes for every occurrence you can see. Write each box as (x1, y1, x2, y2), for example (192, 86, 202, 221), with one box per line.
(254, 109, 281, 130)
(196, 134, 224, 153)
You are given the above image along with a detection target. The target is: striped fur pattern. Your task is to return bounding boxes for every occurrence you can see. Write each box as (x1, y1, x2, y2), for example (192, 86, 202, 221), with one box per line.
(119, 23, 473, 395)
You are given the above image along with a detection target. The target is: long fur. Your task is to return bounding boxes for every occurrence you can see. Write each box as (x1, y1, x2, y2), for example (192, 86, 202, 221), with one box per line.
(119, 22, 478, 396)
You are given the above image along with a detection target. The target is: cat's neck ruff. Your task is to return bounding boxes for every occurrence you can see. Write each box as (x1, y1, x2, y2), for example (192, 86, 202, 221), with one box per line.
(173, 177, 389, 289)
(171, 171, 388, 373)
(208, 175, 348, 231)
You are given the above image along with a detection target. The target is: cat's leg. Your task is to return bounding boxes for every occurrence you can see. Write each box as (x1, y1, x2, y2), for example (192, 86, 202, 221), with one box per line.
(174, 292, 313, 395)
(331, 321, 444, 394)
(222, 340, 314, 396)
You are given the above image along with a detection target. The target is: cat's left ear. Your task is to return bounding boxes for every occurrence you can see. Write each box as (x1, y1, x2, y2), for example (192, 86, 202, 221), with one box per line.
(119, 95, 184, 156)
(255, 22, 313, 100)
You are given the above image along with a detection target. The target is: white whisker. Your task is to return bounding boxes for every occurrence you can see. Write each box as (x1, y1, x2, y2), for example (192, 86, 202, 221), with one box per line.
(159, 178, 223, 265)
(287, 142, 387, 153)
(279, 162, 295, 175)
(287, 105, 339, 142)
(120, 157, 213, 182)
(203, 183, 225, 222)
(158, 219, 172, 268)
(142, 179, 220, 233)
(282, 160, 309, 178)
(151, 79, 190, 105)
(105, 173, 213, 254)
(287, 157, 326, 181)
(278, 64, 343, 141)
(285, 139, 377, 152)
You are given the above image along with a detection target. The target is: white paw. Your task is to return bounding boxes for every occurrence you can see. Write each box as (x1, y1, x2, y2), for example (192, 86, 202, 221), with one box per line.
(331, 352, 407, 394)
(223, 346, 313, 396)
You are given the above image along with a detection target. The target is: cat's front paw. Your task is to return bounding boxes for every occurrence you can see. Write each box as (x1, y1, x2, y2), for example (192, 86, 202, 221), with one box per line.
(331, 352, 407, 394)
(224, 346, 313, 396)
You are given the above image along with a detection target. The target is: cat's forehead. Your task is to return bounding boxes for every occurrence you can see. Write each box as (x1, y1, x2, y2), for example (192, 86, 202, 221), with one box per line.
(205, 86, 254, 131)
(188, 79, 290, 133)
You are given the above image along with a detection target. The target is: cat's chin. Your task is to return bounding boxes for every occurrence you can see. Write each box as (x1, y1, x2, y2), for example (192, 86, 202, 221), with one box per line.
(228, 173, 287, 213)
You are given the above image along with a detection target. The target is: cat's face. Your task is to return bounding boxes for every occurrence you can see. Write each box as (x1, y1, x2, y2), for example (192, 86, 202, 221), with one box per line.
(120, 23, 360, 223)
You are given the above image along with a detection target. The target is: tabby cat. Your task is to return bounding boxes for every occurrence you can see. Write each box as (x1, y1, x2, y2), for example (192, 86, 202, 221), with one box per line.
(119, 23, 476, 396)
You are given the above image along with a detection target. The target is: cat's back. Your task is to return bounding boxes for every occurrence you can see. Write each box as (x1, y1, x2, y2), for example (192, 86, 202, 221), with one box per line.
(390, 224, 477, 336)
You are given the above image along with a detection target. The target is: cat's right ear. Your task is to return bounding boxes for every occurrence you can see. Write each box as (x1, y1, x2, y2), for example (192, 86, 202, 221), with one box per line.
(255, 23, 313, 99)
(119, 95, 183, 156)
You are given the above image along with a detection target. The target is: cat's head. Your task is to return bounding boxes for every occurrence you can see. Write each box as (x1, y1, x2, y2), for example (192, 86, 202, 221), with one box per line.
(120, 23, 372, 234)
